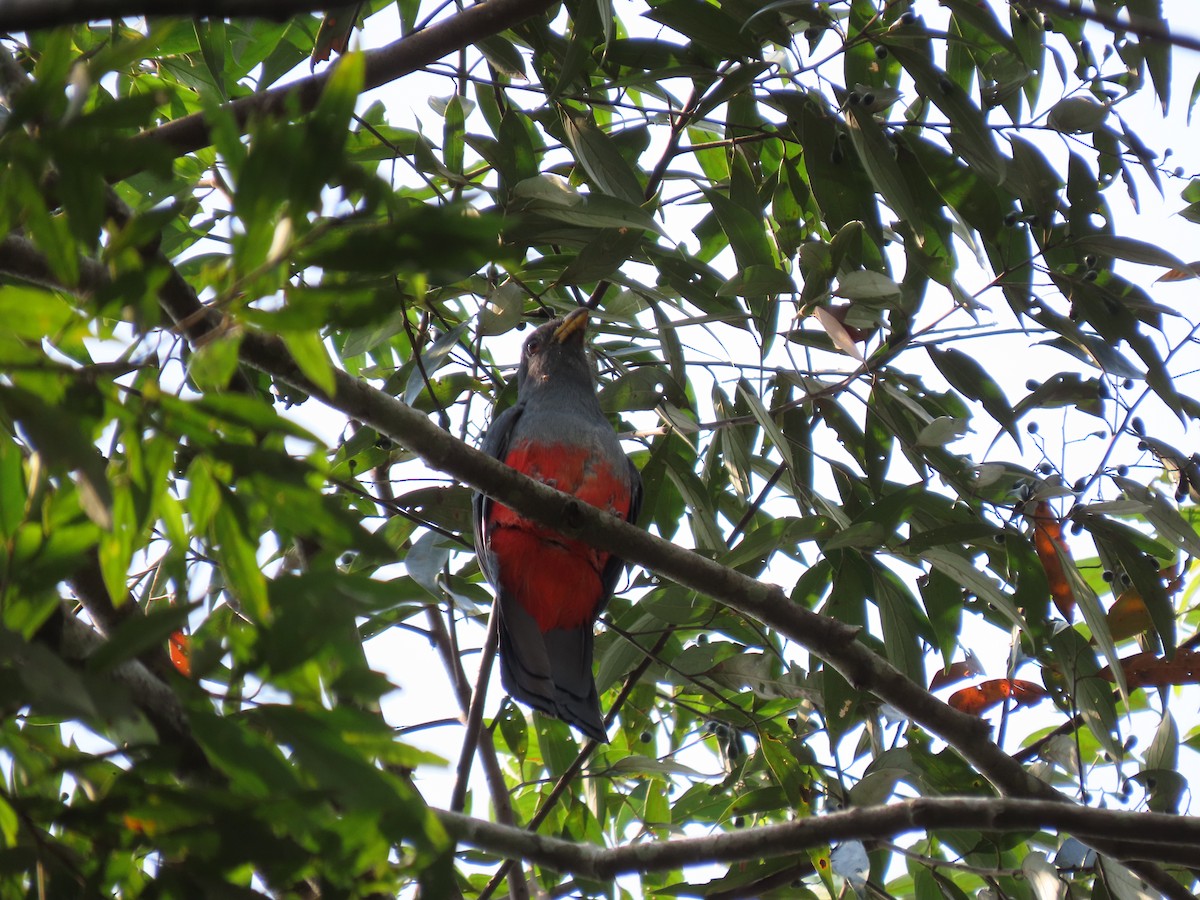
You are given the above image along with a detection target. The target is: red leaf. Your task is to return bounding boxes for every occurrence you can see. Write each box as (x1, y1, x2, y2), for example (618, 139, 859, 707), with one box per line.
(1100, 650, 1200, 689)
(929, 655, 983, 690)
(948, 679, 1047, 716)
(168, 631, 191, 677)
(1026, 500, 1074, 620)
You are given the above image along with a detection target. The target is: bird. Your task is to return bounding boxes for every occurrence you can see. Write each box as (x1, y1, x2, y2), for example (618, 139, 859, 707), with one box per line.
(473, 308, 642, 743)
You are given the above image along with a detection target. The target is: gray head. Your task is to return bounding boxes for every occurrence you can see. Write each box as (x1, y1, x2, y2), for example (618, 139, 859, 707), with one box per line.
(514, 308, 598, 402)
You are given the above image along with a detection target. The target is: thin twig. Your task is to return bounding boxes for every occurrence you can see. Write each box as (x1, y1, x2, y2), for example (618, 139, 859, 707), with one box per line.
(450, 608, 499, 813)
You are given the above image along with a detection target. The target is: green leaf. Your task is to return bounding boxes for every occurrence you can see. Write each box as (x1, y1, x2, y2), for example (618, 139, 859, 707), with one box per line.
(873, 566, 929, 684)
(282, 330, 336, 397)
(845, 104, 923, 237)
(885, 43, 1006, 184)
(927, 346, 1020, 445)
(835, 269, 902, 305)
(523, 192, 666, 236)
(701, 188, 777, 270)
(919, 546, 1025, 631)
(188, 331, 244, 392)
(643, 0, 761, 59)
(560, 109, 644, 205)
(716, 264, 795, 297)
(213, 501, 270, 621)
(1069, 234, 1194, 272)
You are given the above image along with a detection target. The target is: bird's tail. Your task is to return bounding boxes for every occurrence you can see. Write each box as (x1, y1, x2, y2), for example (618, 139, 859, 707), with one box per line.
(497, 597, 608, 743)
(544, 626, 608, 743)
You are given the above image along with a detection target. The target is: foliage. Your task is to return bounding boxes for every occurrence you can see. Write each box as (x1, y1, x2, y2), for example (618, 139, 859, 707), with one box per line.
(0, 0, 1198, 897)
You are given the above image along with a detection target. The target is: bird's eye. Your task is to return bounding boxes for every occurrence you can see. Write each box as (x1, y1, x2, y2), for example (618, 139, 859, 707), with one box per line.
(526, 338, 541, 356)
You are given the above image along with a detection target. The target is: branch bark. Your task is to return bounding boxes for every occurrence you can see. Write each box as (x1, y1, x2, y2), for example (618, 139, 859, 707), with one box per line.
(438, 797, 1200, 882)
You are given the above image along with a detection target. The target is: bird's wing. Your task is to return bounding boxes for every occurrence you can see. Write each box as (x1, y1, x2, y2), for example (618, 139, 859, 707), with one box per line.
(472, 401, 524, 582)
(596, 453, 643, 612)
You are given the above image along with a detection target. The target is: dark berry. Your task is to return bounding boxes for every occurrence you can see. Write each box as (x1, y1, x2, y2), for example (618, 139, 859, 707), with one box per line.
(1123, 378, 1134, 389)
(1027, 422, 1039, 434)
(1116, 465, 1128, 476)
(1025, 379, 1039, 391)
(1131, 417, 1144, 434)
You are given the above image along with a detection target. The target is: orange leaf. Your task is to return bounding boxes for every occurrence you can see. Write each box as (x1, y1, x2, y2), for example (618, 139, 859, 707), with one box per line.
(123, 815, 156, 835)
(929, 655, 983, 690)
(1101, 650, 1200, 689)
(1026, 500, 1074, 620)
(1155, 262, 1200, 282)
(168, 631, 191, 677)
(948, 679, 1047, 716)
(1106, 590, 1154, 642)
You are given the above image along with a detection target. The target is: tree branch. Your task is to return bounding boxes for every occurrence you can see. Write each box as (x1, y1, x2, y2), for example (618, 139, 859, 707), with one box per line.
(116, 0, 556, 178)
(0, 0, 334, 30)
(438, 797, 1200, 882)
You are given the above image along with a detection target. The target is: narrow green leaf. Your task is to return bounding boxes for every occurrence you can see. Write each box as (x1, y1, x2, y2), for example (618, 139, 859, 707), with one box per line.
(1062, 550, 1127, 701)
(560, 109, 644, 205)
(282, 330, 336, 397)
(214, 502, 269, 621)
(927, 346, 1020, 445)
(845, 105, 922, 236)
(920, 546, 1025, 631)
(702, 188, 777, 270)
(1070, 234, 1194, 272)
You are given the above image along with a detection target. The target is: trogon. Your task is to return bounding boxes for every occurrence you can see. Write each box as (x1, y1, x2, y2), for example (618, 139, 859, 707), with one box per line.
(473, 308, 642, 743)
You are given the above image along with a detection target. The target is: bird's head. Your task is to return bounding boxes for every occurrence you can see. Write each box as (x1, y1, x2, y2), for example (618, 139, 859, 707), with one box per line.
(515, 308, 595, 394)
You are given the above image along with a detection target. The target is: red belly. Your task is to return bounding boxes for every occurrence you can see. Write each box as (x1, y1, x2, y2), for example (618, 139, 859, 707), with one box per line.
(486, 441, 632, 631)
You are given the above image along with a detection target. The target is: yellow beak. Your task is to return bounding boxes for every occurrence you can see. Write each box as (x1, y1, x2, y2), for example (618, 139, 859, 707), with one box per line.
(552, 307, 589, 343)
